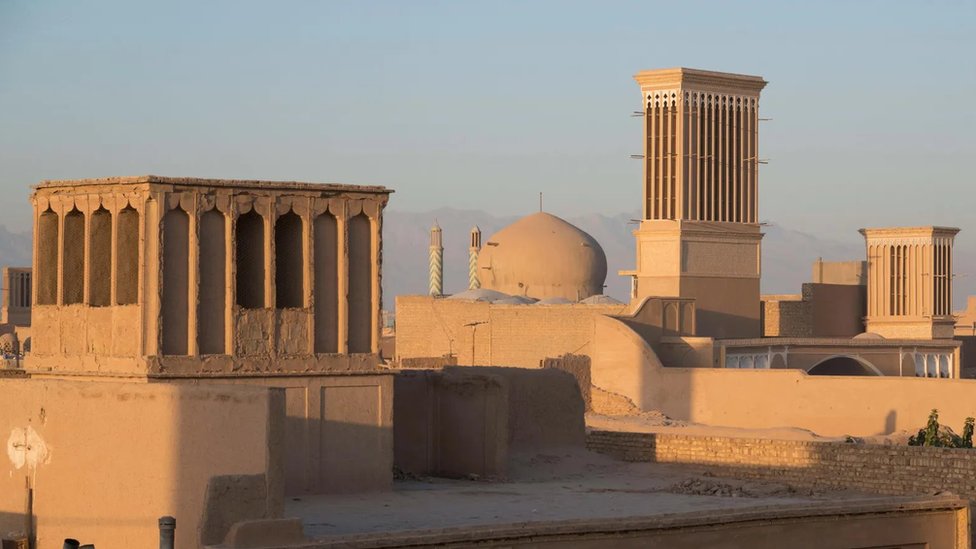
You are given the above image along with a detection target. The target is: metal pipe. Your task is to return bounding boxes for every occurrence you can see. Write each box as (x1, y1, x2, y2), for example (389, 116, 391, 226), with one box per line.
(159, 516, 176, 549)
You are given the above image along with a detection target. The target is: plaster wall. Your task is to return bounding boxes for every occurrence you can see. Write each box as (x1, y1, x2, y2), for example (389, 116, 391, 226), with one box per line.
(393, 367, 585, 479)
(394, 296, 626, 368)
(627, 221, 763, 340)
(0, 379, 284, 549)
(955, 296, 976, 337)
(591, 315, 976, 436)
(172, 373, 393, 495)
(811, 259, 866, 285)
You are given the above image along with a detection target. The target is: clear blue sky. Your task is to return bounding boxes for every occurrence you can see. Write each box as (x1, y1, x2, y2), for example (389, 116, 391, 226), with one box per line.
(1, 1, 974, 244)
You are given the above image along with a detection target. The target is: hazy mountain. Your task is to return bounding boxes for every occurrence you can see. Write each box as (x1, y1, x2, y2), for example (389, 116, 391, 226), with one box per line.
(383, 208, 976, 311)
(0, 213, 971, 312)
(0, 225, 31, 269)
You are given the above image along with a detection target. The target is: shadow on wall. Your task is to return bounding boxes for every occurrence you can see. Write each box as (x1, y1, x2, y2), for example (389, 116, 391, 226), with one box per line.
(281, 417, 393, 497)
(393, 367, 586, 480)
(0, 380, 286, 548)
(589, 313, 976, 438)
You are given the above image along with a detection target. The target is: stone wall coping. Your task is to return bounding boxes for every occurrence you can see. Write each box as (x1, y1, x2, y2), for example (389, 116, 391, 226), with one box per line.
(720, 337, 961, 348)
(588, 429, 976, 456)
(35, 175, 392, 195)
(291, 495, 966, 548)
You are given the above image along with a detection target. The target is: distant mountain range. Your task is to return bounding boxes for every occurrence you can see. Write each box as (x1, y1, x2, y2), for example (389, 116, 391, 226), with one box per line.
(382, 209, 976, 311)
(0, 225, 31, 270)
(2, 211, 972, 311)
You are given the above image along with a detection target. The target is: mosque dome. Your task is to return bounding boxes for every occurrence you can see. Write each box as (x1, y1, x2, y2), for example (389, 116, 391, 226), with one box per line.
(476, 212, 607, 301)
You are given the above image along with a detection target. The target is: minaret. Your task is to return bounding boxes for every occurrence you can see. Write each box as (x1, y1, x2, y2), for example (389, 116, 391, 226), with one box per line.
(429, 222, 443, 296)
(620, 68, 768, 339)
(469, 226, 482, 290)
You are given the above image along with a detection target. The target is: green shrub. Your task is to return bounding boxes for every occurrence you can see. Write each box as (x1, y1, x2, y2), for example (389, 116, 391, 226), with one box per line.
(908, 409, 976, 449)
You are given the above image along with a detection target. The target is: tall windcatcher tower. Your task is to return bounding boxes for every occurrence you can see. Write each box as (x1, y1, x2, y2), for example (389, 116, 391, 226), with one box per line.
(621, 68, 767, 338)
(429, 222, 443, 296)
(469, 226, 482, 290)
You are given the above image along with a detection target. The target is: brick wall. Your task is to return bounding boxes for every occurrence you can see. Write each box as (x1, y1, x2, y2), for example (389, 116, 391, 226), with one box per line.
(762, 299, 813, 337)
(588, 430, 976, 499)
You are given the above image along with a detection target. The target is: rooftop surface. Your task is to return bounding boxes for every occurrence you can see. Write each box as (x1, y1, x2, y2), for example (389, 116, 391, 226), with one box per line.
(288, 447, 881, 542)
(34, 175, 392, 194)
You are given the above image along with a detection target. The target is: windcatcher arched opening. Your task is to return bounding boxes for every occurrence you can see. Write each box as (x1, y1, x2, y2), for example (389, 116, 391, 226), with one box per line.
(89, 207, 112, 306)
(161, 207, 189, 355)
(275, 211, 304, 309)
(37, 208, 59, 305)
(347, 213, 372, 353)
(314, 212, 338, 353)
(198, 209, 226, 354)
(62, 208, 85, 304)
(236, 210, 265, 309)
(116, 206, 139, 305)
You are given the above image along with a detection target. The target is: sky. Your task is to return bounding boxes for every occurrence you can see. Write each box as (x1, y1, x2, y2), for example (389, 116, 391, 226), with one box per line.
(1, 1, 974, 247)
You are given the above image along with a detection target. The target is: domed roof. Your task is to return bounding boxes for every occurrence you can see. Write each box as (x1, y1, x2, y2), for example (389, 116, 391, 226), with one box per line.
(476, 212, 607, 301)
(447, 288, 512, 303)
(580, 294, 623, 305)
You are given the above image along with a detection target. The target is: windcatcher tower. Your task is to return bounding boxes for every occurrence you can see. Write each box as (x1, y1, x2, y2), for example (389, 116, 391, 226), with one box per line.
(621, 68, 767, 338)
(860, 226, 959, 339)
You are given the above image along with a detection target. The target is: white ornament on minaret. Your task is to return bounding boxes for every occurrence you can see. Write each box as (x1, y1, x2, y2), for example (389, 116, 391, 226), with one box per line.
(429, 222, 443, 296)
(469, 226, 482, 290)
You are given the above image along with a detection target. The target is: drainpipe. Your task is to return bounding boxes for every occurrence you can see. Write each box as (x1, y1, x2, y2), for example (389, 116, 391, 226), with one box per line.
(159, 516, 176, 549)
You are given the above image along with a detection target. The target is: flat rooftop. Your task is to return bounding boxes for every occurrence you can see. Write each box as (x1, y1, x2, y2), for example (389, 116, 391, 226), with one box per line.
(34, 175, 392, 194)
(288, 448, 901, 543)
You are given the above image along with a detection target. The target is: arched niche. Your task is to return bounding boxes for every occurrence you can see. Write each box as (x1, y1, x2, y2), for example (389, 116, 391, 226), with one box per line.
(236, 210, 266, 309)
(161, 207, 190, 355)
(314, 212, 338, 353)
(198, 208, 227, 354)
(275, 211, 304, 309)
(347, 213, 372, 353)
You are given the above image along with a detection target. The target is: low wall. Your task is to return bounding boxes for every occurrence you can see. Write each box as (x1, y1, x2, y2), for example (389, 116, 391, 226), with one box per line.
(394, 367, 585, 479)
(395, 296, 626, 368)
(590, 314, 976, 437)
(0, 379, 284, 549)
(588, 430, 976, 502)
(170, 372, 394, 495)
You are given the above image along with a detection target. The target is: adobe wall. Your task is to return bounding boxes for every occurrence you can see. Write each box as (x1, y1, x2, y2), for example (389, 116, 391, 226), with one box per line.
(588, 429, 976, 504)
(0, 379, 284, 549)
(169, 372, 393, 495)
(762, 284, 865, 338)
(591, 314, 976, 436)
(808, 283, 866, 337)
(393, 367, 585, 479)
(394, 296, 626, 368)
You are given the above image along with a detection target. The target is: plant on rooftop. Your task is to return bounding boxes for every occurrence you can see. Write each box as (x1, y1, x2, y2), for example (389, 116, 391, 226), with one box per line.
(908, 409, 975, 448)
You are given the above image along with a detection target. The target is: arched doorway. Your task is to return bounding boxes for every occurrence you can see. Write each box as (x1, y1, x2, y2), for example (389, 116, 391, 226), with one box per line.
(807, 356, 881, 376)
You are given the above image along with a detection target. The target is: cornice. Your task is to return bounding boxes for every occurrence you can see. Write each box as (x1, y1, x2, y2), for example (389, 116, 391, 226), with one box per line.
(635, 67, 767, 96)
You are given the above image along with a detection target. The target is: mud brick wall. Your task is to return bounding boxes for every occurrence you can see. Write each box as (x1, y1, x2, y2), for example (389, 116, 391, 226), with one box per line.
(587, 430, 976, 499)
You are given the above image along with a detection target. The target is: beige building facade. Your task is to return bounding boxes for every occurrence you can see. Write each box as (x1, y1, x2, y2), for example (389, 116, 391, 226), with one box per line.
(622, 68, 767, 339)
(25, 176, 395, 496)
(861, 226, 959, 339)
(29, 175, 390, 376)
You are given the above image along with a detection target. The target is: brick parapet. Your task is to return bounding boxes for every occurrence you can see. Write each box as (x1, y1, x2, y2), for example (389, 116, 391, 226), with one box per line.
(587, 430, 976, 498)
